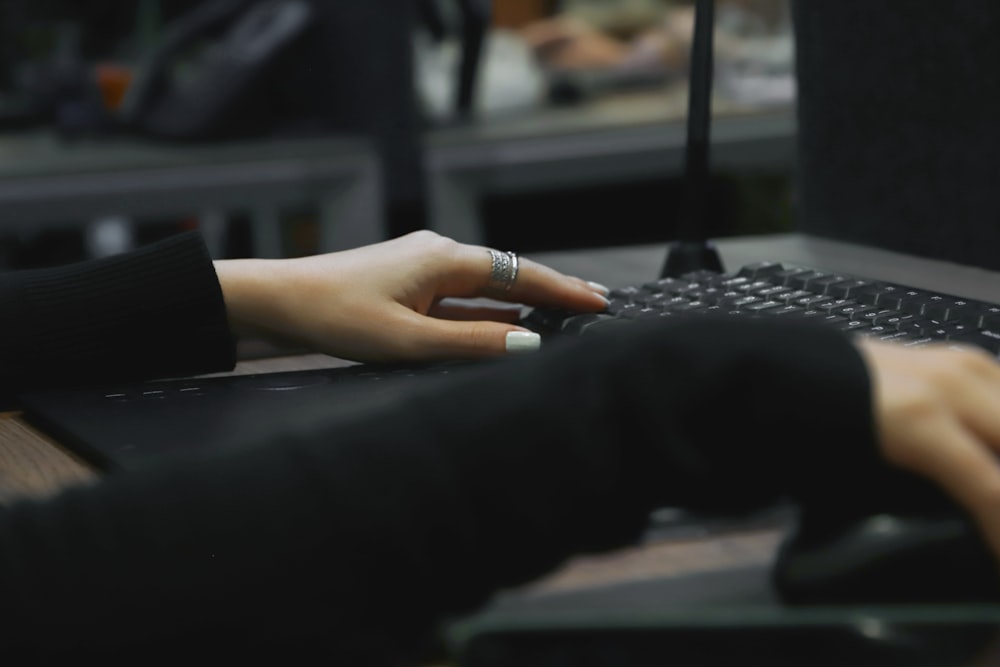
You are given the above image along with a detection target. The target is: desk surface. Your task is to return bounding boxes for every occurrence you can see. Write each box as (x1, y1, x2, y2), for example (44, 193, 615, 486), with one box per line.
(0, 130, 383, 255)
(4, 232, 1000, 665)
(425, 91, 796, 244)
(0, 130, 372, 179)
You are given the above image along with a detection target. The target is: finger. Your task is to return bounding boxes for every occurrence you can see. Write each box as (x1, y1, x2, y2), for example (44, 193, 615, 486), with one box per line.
(902, 418, 1000, 560)
(437, 247, 609, 312)
(908, 344, 1000, 451)
(403, 311, 542, 360)
(504, 256, 610, 310)
(906, 419, 1000, 510)
(428, 299, 524, 324)
(950, 343, 1000, 386)
(951, 375, 1000, 453)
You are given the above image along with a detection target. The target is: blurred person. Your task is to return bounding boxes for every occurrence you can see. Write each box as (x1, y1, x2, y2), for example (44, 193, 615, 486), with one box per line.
(520, 0, 791, 79)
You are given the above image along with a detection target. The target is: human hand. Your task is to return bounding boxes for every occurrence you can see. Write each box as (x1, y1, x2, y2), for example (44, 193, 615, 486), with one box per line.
(213, 231, 608, 363)
(857, 337, 1000, 558)
(520, 16, 629, 70)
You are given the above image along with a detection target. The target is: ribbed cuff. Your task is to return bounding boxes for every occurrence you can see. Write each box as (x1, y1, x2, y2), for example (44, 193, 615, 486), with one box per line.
(0, 232, 235, 393)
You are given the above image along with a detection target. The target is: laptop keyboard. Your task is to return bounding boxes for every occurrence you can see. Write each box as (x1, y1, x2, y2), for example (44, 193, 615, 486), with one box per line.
(522, 260, 1000, 353)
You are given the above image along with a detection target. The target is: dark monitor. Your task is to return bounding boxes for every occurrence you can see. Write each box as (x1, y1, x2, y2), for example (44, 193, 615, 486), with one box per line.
(791, 1, 1000, 272)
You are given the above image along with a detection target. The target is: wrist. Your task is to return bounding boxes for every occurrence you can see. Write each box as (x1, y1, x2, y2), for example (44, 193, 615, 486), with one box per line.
(212, 258, 286, 338)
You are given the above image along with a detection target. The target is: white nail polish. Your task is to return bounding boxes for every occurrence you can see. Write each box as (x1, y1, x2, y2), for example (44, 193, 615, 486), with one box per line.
(506, 331, 541, 353)
(587, 281, 610, 295)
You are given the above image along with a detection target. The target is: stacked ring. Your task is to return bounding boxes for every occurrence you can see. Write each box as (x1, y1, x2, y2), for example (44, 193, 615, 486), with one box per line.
(486, 249, 519, 294)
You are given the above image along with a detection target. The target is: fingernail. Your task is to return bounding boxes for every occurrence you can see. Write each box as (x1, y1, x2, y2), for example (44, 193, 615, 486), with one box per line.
(506, 331, 541, 353)
(586, 281, 610, 295)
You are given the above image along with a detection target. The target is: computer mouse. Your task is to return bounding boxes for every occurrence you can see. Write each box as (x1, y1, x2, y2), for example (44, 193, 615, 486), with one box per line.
(771, 509, 1000, 605)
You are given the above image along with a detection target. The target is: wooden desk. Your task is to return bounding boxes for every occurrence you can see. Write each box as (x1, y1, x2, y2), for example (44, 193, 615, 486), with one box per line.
(0, 351, 349, 504)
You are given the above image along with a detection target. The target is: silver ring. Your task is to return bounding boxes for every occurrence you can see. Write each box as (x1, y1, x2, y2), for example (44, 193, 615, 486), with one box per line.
(486, 249, 519, 294)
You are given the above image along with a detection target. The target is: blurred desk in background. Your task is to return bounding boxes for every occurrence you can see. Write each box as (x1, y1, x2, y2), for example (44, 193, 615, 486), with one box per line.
(0, 131, 383, 258)
(425, 89, 797, 245)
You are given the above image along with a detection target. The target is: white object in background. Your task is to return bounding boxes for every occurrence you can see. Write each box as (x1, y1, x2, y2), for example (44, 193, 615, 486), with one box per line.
(414, 28, 546, 121)
(86, 216, 135, 258)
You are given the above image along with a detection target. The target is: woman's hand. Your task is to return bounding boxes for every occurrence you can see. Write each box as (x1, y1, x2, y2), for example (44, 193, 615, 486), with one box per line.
(213, 231, 608, 363)
(858, 337, 1000, 557)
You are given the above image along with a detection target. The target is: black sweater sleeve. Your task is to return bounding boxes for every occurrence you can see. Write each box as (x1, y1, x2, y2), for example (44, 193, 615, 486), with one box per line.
(0, 316, 883, 664)
(0, 232, 235, 399)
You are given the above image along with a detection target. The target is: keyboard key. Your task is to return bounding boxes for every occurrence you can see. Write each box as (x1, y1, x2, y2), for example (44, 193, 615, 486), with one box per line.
(862, 325, 909, 342)
(649, 295, 690, 309)
(924, 298, 980, 325)
(752, 285, 795, 300)
(870, 310, 909, 326)
(786, 271, 831, 291)
(737, 261, 785, 279)
(686, 287, 726, 304)
(679, 270, 727, 283)
(826, 279, 874, 299)
(730, 296, 763, 308)
(813, 298, 854, 313)
(733, 280, 772, 294)
(864, 285, 906, 309)
(838, 320, 872, 333)
(641, 277, 689, 295)
(808, 275, 852, 294)
(773, 267, 815, 286)
(831, 304, 869, 318)
(719, 276, 752, 289)
(856, 308, 893, 324)
(762, 305, 807, 317)
(560, 313, 616, 335)
(611, 302, 642, 317)
(620, 304, 663, 320)
(778, 289, 814, 303)
(665, 300, 710, 314)
(606, 297, 632, 313)
(980, 308, 1000, 329)
(950, 330, 1000, 354)
(853, 284, 890, 306)
(898, 290, 933, 315)
(793, 295, 834, 308)
(742, 300, 784, 312)
(609, 285, 642, 300)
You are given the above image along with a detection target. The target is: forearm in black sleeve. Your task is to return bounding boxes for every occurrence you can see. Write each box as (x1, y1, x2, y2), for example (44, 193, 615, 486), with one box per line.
(0, 232, 235, 397)
(0, 317, 882, 663)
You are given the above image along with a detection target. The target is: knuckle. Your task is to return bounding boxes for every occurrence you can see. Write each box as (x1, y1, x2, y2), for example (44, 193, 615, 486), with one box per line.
(407, 229, 442, 243)
(897, 390, 945, 424)
(953, 345, 997, 374)
(458, 325, 494, 350)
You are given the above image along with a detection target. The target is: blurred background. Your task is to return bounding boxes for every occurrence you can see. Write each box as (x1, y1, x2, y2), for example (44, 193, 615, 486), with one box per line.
(0, 0, 796, 269)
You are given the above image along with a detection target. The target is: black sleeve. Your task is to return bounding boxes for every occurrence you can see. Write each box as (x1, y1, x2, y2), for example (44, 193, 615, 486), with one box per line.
(0, 232, 236, 399)
(0, 316, 883, 664)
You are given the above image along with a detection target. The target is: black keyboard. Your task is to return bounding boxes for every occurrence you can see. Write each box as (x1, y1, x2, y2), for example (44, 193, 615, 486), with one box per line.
(522, 261, 1000, 354)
